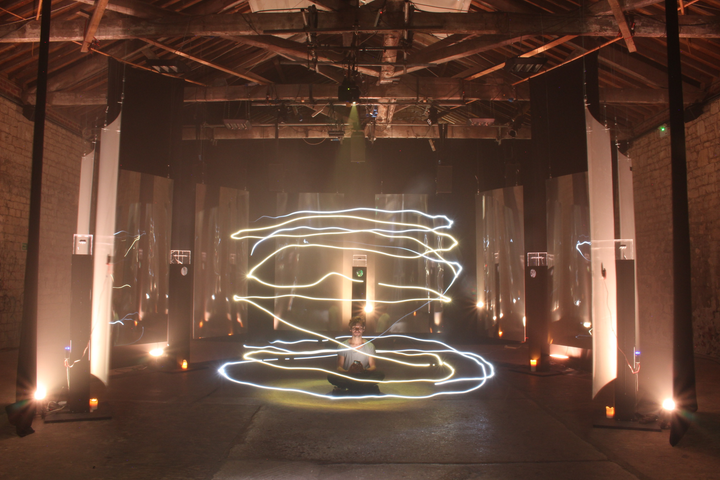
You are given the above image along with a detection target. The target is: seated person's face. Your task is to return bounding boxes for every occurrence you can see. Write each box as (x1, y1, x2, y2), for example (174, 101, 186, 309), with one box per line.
(351, 324, 365, 335)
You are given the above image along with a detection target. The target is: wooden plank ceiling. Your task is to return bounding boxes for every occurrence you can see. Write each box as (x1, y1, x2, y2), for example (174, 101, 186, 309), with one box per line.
(1, 0, 719, 142)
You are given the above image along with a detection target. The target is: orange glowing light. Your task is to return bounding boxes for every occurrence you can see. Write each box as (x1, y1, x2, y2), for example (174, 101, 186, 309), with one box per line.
(181, 359, 188, 370)
(89, 398, 98, 411)
(606, 406, 615, 418)
(498, 330, 503, 337)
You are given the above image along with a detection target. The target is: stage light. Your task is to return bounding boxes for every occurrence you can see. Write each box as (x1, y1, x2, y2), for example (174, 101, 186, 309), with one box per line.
(469, 117, 495, 126)
(364, 303, 374, 313)
(505, 56, 547, 74)
(476, 301, 484, 308)
(583, 322, 592, 329)
(146, 58, 189, 73)
(34, 386, 47, 400)
(662, 398, 676, 411)
(149, 348, 164, 357)
(338, 78, 360, 104)
(426, 106, 438, 125)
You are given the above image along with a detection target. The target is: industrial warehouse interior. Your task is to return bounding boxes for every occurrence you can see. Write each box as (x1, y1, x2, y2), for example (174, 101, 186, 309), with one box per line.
(1, 0, 720, 479)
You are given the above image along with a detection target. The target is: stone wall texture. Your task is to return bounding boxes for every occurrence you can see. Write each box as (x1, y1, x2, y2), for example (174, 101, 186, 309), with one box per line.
(629, 96, 720, 360)
(0, 93, 86, 350)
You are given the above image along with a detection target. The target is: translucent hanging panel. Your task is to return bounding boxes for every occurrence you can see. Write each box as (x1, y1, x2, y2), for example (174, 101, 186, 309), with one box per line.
(546, 173, 592, 352)
(586, 108, 618, 398)
(373, 194, 434, 334)
(111, 170, 173, 348)
(273, 193, 346, 331)
(193, 185, 249, 339)
(475, 186, 525, 342)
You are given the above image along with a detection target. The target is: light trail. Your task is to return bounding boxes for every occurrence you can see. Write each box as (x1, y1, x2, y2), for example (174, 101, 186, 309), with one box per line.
(220, 208, 493, 399)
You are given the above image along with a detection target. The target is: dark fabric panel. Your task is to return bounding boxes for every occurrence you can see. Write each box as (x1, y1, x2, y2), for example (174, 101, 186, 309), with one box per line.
(529, 56, 598, 178)
(110, 63, 185, 177)
(106, 58, 123, 125)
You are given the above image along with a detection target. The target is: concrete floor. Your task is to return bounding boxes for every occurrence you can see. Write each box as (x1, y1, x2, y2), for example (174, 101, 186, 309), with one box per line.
(1, 340, 719, 480)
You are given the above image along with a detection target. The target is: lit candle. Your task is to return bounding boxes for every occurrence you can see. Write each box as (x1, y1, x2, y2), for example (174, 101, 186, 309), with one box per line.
(606, 406, 615, 419)
(181, 359, 188, 370)
(530, 359, 537, 372)
(89, 398, 98, 411)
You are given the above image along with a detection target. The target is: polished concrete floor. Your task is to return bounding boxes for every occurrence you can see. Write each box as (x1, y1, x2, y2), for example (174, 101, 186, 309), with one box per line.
(1, 339, 719, 480)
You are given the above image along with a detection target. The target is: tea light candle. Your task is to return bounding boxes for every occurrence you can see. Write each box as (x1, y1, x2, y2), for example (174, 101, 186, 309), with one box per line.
(606, 406, 615, 419)
(89, 398, 98, 411)
(530, 359, 537, 372)
(181, 359, 188, 370)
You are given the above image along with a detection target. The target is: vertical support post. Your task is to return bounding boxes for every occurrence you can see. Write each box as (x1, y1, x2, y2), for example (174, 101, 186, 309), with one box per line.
(67, 236, 94, 413)
(168, 178, 195, 368)
(525, 255, 549, 371)
(665, 0, 698, 446)
(11, 0, 52, 437)
(615, 258, 637, 421)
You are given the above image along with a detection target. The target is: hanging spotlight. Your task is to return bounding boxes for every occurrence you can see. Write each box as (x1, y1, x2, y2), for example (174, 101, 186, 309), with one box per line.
(505, 56, 547, 74)
(426, 106, 439, 126)
(338, 78, 361, 104)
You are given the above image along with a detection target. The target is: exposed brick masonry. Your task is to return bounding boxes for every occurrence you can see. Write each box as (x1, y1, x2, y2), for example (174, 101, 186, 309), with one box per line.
(0, 94, 86, 349)
(629, 96, 720, 360)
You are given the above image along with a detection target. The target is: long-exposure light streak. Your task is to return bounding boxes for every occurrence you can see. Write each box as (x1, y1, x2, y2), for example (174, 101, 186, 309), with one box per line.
(219, 208, 494, 400)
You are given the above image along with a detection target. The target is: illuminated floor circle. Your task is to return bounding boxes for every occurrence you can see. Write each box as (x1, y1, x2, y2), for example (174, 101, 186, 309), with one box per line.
(219, 335, 495, 401)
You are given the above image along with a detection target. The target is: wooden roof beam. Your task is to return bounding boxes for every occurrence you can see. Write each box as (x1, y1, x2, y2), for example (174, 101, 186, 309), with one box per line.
(461, 35, 576, 81)
(39, 85, 699, 106)
(72, 0, 176, 19)
(141, 38, 272, 85)
(3, 13, 720, 43)
(81, 0, 110, 53)
(181, 124, 532, 140)
(606, 0, 637, 52)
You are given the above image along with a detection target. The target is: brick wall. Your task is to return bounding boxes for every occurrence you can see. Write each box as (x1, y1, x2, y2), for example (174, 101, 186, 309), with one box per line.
(629, 96, 720, 361)
(0, 93, 87, 351)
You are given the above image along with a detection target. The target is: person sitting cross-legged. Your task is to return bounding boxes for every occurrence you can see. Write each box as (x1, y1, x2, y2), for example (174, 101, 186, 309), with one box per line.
(327, 316, 385, 395)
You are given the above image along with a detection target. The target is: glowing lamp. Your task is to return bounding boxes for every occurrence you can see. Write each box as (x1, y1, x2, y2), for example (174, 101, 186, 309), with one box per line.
(606, 406, 615, 419)
(662, 398, 676, 411)
(149, 348, 164, 357)
(364, 303, 374, 313)
(529, 359, 537, 372)
(89, 398, 99, 411)
(181, 359, 188, 370)
(477, 301, 484, 308)
(498, 330, 503, 338)
(34, 386, 47, 400)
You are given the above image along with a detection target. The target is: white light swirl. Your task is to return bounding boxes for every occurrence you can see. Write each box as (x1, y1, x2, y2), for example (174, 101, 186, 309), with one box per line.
(219, 208, 493, 399)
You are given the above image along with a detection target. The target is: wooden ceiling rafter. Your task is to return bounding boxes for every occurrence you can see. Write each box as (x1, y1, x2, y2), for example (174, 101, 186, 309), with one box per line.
(141, 37, 272, 84)
(4, 12, 720, 44)
(81, 0, 110, 52)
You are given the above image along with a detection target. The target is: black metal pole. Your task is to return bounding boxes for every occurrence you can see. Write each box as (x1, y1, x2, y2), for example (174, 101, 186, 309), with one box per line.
(665, 0, 698, 446)
(12, 0, 52, 437)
